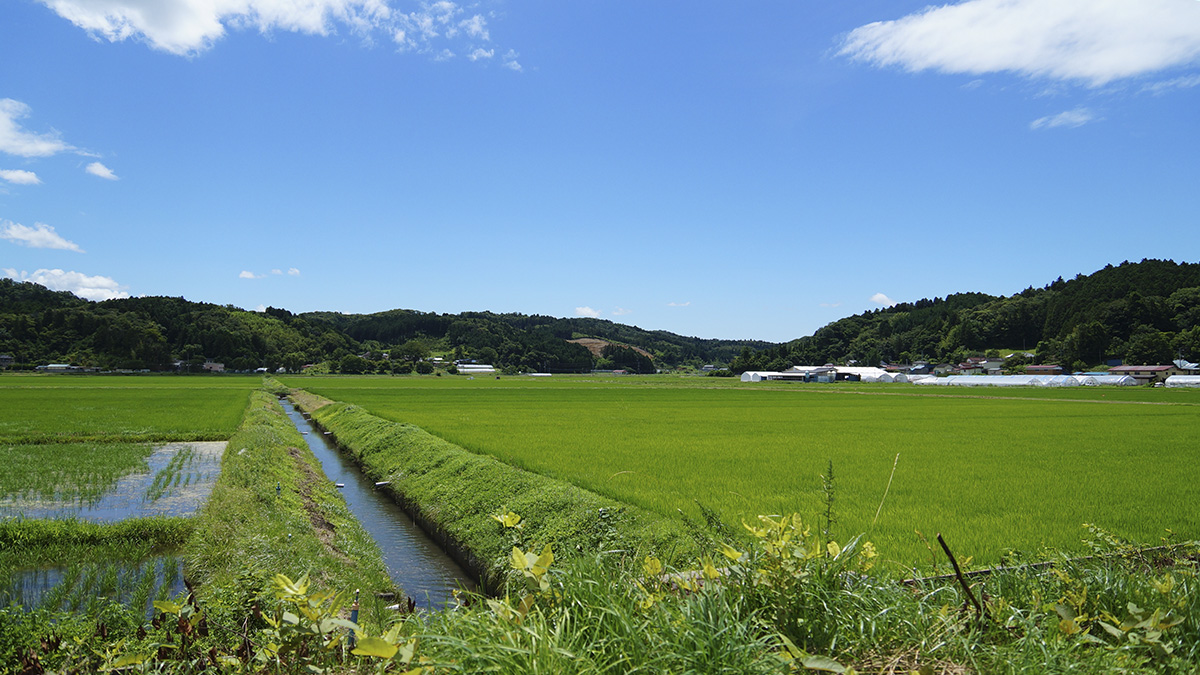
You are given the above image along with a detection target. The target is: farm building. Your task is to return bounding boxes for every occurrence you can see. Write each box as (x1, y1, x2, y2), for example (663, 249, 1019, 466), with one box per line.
(457, 364, 496, 373)
(1108, 365, 1182, 385)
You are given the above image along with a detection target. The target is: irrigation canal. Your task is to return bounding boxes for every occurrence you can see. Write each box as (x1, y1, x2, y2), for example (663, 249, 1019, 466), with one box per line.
(280, 400, 476, 609)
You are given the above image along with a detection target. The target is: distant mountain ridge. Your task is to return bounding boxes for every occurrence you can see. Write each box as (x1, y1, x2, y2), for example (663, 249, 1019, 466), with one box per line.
(0, 282, 771, 372)
(731, 258, 1200, 373)
(3, 258, 1197, 373)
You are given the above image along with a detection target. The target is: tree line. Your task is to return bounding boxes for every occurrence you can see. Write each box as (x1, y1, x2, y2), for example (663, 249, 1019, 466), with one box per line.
(731, 259, 1200, 373)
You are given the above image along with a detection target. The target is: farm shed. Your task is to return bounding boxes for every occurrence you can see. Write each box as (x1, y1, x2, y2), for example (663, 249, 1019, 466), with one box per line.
(741, 371, 781, 382)
(1165, 375, 1200, 388)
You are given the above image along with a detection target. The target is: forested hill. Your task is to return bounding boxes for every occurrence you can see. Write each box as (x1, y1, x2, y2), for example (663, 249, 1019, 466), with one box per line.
(0, 279, 771, 372)
(302, 309, 773, 371)
(732, 259, 1200, 373)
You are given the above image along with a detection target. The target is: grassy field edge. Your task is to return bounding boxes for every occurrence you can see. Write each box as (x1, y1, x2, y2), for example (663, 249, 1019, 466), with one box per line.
(184, 389, 398, 630)
(288, 388, 697, 592)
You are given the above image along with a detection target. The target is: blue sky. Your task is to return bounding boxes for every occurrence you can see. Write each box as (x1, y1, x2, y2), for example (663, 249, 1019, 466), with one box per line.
(2, 0, 1199, 342)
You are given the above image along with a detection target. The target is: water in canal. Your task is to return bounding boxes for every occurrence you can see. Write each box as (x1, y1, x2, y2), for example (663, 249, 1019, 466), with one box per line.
(280, 400, 476, 609)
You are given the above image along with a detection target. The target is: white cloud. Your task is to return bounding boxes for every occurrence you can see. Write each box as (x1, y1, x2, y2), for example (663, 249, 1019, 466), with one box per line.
(1, 220, 84, 251)
(839, 0, 1200, 87)
(0, 169, 41, 185)
(819, 302, 842, 308)
(468, 47, 493, 61)
(254, 304, 268, 312)
(85, 161, 118, 180)
(4, 267, 129, 301)
(288, 267, 301, 276)
(870, 293, 897, 307)
(612, 307, 632, 316)
(1142, 74, 1200, 95)
(666, 301, 690, 307)
(0, 99, 75, 158)
(271, 268, 283, 275)
(239, 270, 264, 279)
(40, 0, 394, 55)
(575, 306, 602, 318)
(460, 14, 488, 40)
(502, 49, 522, 72)
(1030, 107, 1096, 130)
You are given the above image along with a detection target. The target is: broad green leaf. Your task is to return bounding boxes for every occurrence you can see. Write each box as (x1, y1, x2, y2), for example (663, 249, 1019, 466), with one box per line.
(718, 542, 743, 561)
(152, 600, 182, 615)
(352, 636, 398, 659)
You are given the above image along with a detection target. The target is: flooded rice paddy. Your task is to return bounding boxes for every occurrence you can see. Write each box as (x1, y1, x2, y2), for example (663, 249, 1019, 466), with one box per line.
(0, 441, 226, 521)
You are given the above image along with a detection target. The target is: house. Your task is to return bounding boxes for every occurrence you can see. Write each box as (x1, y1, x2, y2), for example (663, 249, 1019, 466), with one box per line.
(1026, 364, 1063, 375)
(0, 354, 12, 369)
(203, 360, 225, 373)
(1108, 364, 1182, 385)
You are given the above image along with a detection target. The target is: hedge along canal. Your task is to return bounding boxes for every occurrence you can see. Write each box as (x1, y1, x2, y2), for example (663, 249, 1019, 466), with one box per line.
(280, 397, 475, 608)
(286, 388, 696, 593)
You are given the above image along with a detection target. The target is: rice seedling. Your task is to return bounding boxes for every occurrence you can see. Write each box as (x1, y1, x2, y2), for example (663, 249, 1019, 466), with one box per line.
(0, 442, 152, 507)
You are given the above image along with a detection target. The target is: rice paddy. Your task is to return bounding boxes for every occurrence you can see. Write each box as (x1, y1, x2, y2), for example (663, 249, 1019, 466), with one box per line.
(0, 375, 257, 443)
(0, 375, 253, 620)
(282, 374, 1200, 567)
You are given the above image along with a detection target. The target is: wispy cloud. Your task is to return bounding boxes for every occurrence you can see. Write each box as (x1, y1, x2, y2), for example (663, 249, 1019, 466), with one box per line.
(0, 169, 41, 185)
(575, 306, 602, 318)
(840, 0, 1200, 87)
(239, 270, 264, 279)
(1, 220, 83, 252)
(666, 301, 690, 307)
(4, 267, 128, 300)
(1142, 74, 1200, 95)
(85, 161, 119, 180)
(612, 307, 632, 316)
(0, 99, 75, 157)
(819, 302, 842, 308)
(1030, 107, 1096, 130)
(288, 267, 301, 276)
(870, 292, 897, 307)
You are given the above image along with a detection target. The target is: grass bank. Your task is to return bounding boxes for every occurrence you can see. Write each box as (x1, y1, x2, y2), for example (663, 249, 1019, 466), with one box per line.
(289, 389, 696, 592)
(185, 390, 397, 630)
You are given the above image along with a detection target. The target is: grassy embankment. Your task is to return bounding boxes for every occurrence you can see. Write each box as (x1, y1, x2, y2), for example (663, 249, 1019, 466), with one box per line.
(284, 374, 1200, 568)
(184, 388, 397, 628)
(288, 386, 697, 592)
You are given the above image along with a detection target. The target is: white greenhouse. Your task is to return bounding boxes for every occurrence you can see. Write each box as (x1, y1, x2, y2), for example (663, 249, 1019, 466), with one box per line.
(1165, 375, 1200, 388)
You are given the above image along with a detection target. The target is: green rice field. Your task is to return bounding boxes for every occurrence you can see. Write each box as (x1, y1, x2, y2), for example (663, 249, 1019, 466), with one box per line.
(282, 374, 1200, 567)
(0, 375, 258, 443)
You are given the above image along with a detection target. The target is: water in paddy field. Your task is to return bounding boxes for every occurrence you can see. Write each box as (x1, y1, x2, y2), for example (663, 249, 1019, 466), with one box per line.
(1, 557, 186, 618)
(0, 441, 226, 521)
(280, 399, 477, 610)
